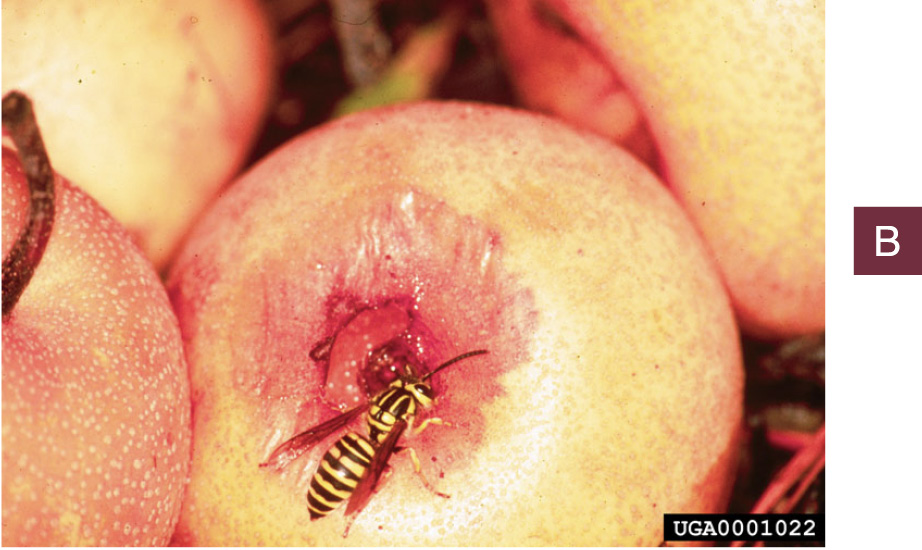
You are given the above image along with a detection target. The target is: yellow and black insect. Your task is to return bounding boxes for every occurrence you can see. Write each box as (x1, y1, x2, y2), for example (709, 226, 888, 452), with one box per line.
(259, 345, 488, 532)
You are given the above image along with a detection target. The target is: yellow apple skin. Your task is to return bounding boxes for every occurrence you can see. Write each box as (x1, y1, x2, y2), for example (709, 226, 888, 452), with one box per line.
(2, 0, 275, 268)
(2, 147, 191, 546)
(487, 0, 825, 339)
(166, 102, 743, 546)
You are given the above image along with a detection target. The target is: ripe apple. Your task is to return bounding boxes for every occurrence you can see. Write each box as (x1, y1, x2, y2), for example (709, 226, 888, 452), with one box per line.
(166, 101, 743, 545)
(2, 95, 191, 546)
(485, 0, 825, 339)
(2, 0, 275, 268)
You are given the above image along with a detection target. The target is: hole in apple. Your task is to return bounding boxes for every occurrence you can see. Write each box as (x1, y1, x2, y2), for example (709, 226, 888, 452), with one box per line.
(314, 299, 414, 409)
(251, 187, 538, 466)
(311, 297, 486, 410)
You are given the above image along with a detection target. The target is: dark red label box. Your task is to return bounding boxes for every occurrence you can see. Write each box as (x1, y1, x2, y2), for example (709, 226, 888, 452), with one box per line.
(854, 207, 922, 275)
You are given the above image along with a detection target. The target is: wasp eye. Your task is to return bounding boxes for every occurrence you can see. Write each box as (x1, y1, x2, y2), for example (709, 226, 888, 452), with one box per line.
(416, 384, 434, 399)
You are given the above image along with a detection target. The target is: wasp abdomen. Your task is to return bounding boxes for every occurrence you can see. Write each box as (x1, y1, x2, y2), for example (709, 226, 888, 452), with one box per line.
(307, 432, 375, 520)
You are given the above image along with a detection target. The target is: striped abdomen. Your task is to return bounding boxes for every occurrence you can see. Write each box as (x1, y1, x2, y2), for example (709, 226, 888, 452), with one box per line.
(307, 432, 375, 519)
(367, 384, 418, 444)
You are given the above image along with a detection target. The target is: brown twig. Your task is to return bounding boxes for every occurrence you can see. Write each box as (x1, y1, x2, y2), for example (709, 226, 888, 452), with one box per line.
(731, 423, 825, 547)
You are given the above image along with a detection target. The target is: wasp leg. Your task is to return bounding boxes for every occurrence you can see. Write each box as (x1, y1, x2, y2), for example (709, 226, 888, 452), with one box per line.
(412, 416, 451, 435)
(342, 516, 357, 538)
(402, 416, 450, 497)
(408, 447, 450, 499)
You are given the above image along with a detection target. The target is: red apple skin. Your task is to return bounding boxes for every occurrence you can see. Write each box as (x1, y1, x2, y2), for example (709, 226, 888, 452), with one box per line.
(485, 0, 825, 339)
(2, 0, 275, 268)
(167, 101, 743, 545)
(2, 147, 191, 546)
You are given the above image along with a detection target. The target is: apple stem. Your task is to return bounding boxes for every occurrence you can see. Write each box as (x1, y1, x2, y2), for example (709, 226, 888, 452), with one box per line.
(2, 91, 56, 321)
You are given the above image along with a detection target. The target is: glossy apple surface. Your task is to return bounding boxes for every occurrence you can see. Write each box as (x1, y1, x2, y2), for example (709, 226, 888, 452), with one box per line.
(2, 0, 275, 268)
(486, 0, 825, 338)
(2, 146, 191, 546)
(167, 101, 743, 545)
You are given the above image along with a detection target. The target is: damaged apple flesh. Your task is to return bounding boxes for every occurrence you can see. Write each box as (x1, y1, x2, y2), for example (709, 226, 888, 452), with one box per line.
(172, 180, 533, 468)
(167, 102, 742, 545)
(319, 299, 411, 407)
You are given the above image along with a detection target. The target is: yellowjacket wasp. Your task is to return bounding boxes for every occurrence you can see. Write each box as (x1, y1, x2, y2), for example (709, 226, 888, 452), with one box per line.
(260, 342, 488, 535)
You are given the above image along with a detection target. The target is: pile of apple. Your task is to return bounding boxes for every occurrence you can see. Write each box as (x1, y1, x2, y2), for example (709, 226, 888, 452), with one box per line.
(3, 0, 823, 546)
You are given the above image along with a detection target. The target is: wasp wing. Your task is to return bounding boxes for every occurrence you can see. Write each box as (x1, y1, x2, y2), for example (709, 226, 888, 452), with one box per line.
(344, 418, 408, 518)
(260, 403, 369, 471)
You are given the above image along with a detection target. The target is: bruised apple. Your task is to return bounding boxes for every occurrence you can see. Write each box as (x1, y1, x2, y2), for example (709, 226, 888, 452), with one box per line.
(2, 95, 190, 545)
(485, 0, 825, 338)
(166, 102, 743, 545)
(2, 0, 274, 268)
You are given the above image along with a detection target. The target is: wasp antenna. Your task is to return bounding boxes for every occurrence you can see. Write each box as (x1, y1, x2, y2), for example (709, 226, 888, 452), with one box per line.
(423, 349, 489, 381)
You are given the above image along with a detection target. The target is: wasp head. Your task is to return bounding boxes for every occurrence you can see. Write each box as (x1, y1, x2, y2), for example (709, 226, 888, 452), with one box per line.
(404, 380, 436, 408)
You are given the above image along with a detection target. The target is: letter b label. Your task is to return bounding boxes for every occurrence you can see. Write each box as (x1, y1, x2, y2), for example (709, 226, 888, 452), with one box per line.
(855, 208, 922, 275)
(876, 226, 899, 256)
